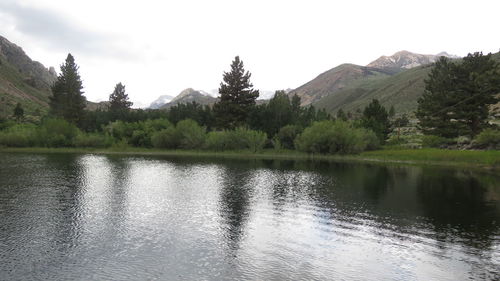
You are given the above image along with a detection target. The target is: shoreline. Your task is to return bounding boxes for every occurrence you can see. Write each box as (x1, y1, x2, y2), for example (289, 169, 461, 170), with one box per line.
(1, 147, 499, 171)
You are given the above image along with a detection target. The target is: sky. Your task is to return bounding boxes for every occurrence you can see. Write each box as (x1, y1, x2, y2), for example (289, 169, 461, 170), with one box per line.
(0, 0, 499, 107)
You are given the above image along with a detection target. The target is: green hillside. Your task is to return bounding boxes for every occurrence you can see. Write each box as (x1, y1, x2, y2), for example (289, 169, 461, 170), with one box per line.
(0, 54, 51, 118)
(288, 64, 397, 106)
(313, 64, 432, 115)
(313, 52, 500, 116)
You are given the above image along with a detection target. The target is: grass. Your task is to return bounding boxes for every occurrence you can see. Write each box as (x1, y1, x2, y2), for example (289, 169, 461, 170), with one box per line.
(1, 146, 499, 170)
(360, 148, 500, 168)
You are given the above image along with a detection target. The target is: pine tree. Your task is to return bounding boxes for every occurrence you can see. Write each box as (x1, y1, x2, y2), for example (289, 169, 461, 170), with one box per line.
(336, 108, 347, 121)
(109, 82, 133, 112)
(213, 56, 259, 129)
(13, 103, 24, 121)
(361, 99, 390, 142)
(49, 54, 86, 125)
(453, 53, 500, 137)
(388, 105, 395, 118)
(416, 53, 500, 138)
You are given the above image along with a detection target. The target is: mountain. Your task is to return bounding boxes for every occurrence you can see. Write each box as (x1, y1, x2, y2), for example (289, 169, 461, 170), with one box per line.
(149, 95, 175, 109)
(313, 51, 500, 115)
(289, 50, 462, 109)
(0, 35, 56, 117)
(159, 88, 217, 109)
(313, 64, 433, 114)
(367, 50, 457, 71)
(288, 64, 396, 106)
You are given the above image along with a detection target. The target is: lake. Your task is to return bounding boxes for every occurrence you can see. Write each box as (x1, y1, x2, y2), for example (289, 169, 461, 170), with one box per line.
(0, 152, 499, 280)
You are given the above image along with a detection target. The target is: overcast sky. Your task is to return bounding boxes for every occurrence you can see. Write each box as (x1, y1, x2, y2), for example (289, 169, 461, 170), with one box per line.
(0, 0, 499, 107)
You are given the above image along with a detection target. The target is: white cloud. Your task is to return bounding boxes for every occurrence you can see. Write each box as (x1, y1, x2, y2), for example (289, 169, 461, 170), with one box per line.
(0, 0, 499, 106)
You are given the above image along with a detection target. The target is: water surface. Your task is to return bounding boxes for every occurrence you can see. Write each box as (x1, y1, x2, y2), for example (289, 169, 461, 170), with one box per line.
(0, 153, 499, 280)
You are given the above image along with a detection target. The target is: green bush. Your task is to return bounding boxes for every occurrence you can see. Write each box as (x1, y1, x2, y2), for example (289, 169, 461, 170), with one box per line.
(73, 133, 113, 148)
(205, 128, 267, 152)
(0, 124, 37, 147)
(294, 120, 379, 154)
(36, 118, 79, 147)
(176, 119, 206, 149)
(151, 127, 179, 149)
(474, 129, 500, 149)
(277, 125, 302, 149)
(105, 119, 173, 147)
(421, 135, 453, 148)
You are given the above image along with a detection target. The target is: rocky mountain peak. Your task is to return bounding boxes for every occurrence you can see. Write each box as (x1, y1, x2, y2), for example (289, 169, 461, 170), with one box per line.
(367, 50, 457, 70)
(0, 35, 56, 90)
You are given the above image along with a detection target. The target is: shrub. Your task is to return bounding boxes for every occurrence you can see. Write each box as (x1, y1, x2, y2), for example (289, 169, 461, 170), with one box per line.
(0, 124, 36, 147)
(294, 120, 379, 154)
(243, 128, 267, 152)
(474, 129, 500, 149)
(151, 127, 179, 149)
(176, 119, 206, 149)
(205, 131, 228, 151)
(205, 128, 267, 152)
(277, 125, 302, 149)
(36, 118, 79, 147)
(73, 133, 113, 148)
(421, 135, 453, 148)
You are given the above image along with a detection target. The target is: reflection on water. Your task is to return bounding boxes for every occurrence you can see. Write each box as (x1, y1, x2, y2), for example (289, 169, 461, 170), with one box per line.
(0, 153, 499, 280)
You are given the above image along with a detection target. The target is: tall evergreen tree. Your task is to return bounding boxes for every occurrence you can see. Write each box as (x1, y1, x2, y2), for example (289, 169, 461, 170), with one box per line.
(49, 54, 86, 125)
(13, 103, 24, 121)
(213, 56, 259, 129)
(361, 99, 390, 142)
(417, 53, 500, 138)
(109, 82, 133, 112)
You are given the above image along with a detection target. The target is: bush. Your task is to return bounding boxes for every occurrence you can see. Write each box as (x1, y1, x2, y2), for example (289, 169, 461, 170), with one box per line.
(474, 129, 500, 149)
(277, 125, 302, 149)
(0, 124, 37, 147)
(105, 119, 173, 147)
(73, 133, 113, 148)
(36, 118, 79, 147)
(205, 128, 267, 152)
(294, 120, 379, 154)
(151, 127, 179, 149)
(421, 135, 453, 148)
(176, 119, 206, 149)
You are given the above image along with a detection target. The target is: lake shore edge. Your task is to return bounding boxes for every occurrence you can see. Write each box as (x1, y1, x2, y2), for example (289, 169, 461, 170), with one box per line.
(1, 147, 499, 171)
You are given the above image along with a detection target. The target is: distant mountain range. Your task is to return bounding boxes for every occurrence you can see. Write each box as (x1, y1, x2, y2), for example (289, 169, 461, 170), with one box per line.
(149, 95, 175, 109)
(158, 88, 217, 109)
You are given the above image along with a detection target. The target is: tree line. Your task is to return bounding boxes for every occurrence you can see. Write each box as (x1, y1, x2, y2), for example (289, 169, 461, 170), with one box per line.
(2, 51, 499, 152)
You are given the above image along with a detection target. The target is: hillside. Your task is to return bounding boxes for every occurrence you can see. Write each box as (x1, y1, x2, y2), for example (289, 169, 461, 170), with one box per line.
(0, 36, 56, 118)
(159, 88, 217, 109)
(313, 52, 500, 115)
(288, 64, 396, 106)
(313, 64, 433, 114)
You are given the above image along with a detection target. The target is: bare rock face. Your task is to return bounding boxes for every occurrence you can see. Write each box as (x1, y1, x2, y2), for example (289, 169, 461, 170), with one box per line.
(0, 35, 57, 90)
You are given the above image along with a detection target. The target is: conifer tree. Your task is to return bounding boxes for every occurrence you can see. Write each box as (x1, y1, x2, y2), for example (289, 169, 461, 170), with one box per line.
(416, 53, 500, 137)
(13, 103, 24, 121)
(49, 54, 86, 125)
(213, 56, 259, 129)
(361, 99, 390, 142)
(109, 82, 133, 112)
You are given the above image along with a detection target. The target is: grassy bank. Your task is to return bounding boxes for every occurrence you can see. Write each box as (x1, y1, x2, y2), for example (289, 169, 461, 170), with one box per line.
(1, 147, 499, 170)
